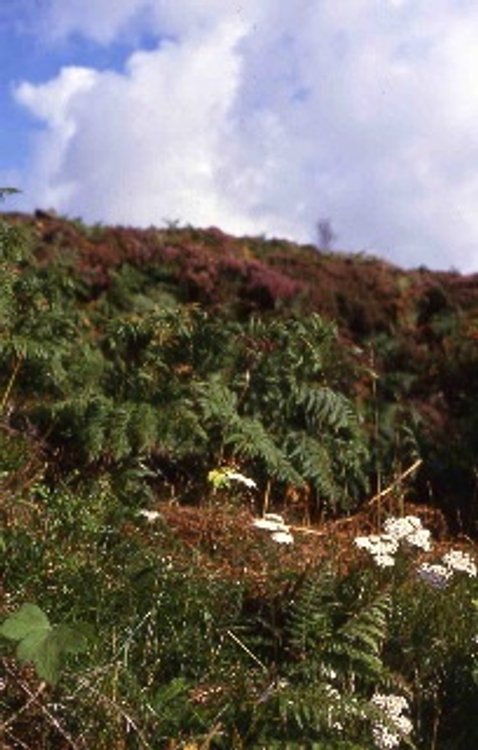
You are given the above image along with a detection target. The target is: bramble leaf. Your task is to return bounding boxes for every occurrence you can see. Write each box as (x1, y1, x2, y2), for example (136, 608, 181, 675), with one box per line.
(0, 603, 50, 641)
(17, 629, 60, 685)
(0, 604, 92, 684)
(54, 623, 95, 654)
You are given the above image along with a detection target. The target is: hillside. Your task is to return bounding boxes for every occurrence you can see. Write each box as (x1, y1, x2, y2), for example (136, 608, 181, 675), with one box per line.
(4, 210, 478, 531)
(7, 210, 478, 331)
(1, 210, 478, 749)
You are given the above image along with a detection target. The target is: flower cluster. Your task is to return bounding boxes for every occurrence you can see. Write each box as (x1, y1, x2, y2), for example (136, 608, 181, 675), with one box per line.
(383, 515, 432, 551)
(417, 548, 477, 588)
(138, 509, 161, 523)
(208, 467, 257, 490)
(323, 683, 344, 732)
(371, 693, 413, 749)
(252, 513, 294, 545)
(354, 534, 398, 568)
(355, 515, 477, 586)
(442, 549, 477, 577)
(355, 515, 432, 568)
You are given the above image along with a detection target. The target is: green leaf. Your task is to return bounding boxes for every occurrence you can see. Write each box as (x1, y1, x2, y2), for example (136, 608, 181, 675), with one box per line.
(0, 604, 93, 685)
(0, 603, 50, 641)
(54, 623, 95, 654)
(17, 630, 61, 685)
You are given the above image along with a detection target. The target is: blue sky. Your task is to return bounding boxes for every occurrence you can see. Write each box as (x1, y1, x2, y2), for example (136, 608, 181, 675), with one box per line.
(2, 0, 478, 271)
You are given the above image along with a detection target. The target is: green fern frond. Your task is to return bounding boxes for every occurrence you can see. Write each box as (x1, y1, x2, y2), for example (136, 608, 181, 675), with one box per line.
(256, 680, 375, 746)
(226, 416, 303, 486)
(286, 431, 337, 499)
(288, 571, 337, 657)
(195, 376, 238, 427)
(294, 385, 359, 434)
(330, 593, 391, 681)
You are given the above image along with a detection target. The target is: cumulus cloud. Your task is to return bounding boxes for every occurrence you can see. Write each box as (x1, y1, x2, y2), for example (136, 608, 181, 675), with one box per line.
(16, 67, 98, 208)
(14, 0, 478, 270)
(43, 0, 148, 44)
(43, 0, 249, 44)
(17, 18, 262, 234)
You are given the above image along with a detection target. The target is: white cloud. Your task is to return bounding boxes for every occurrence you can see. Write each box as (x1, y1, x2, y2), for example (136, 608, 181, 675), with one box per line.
(43, 0, 149, 44)
(15, 68, 98, 208)
(16, 67, 97, 127)
(14, 0, 478, 270)
(43, 0, 251, 44)
(17, 19, 260, 234)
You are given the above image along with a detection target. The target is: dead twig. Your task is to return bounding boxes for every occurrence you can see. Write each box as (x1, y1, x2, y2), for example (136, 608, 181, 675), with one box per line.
(0, 680, 47, 733)
(2, 664, 80, 749)
(365, 459, 423, 507)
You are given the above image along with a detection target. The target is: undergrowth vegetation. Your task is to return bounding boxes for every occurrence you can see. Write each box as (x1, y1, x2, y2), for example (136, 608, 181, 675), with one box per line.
(1, 209, 478, 748)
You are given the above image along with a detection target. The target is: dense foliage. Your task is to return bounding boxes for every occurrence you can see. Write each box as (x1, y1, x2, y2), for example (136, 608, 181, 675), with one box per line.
(1, 210, 478, 748)
(3, 209, 478, 530)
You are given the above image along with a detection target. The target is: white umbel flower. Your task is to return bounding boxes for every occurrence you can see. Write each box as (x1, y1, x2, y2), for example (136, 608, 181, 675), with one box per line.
(383, 515, 432, 551)
(252, 513, 294, 545)
(355, 515, 434, 569)
(354, 534, 399, 567)
(138, 509, 161, 523)
(270, 530, 294, 545)
(442, 549, 477, 577)
(252, 514, 287, 532)
(224, 470, 257, 489)
(371, 693, 413, 749)
(208, 467, 257, 490)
